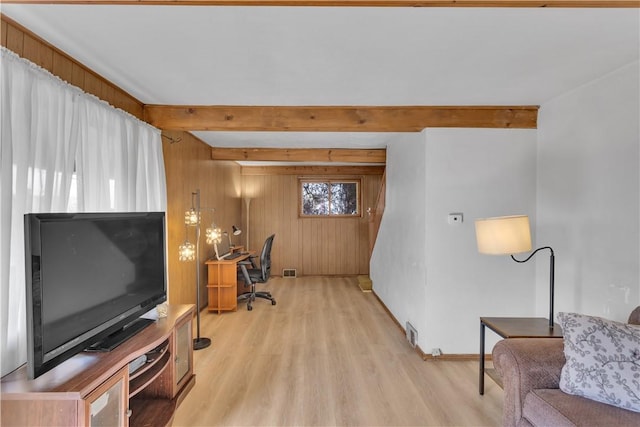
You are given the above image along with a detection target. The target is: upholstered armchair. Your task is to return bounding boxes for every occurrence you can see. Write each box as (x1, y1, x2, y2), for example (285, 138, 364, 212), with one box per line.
(493, 307, 640, 427)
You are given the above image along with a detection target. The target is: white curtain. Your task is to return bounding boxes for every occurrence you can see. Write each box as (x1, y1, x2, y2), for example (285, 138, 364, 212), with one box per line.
(0, 47, 167, 376)
(74, 90, 166, 212)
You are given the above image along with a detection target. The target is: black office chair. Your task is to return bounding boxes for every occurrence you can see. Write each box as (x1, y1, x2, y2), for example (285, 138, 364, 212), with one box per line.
(237, 234, 276, 311)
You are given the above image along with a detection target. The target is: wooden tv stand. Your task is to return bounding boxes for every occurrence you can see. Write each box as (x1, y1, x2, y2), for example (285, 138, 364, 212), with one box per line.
(1, 304, 195, 427)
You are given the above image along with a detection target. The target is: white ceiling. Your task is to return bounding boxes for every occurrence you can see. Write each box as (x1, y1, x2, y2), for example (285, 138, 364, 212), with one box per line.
(1, 5, 639, 152)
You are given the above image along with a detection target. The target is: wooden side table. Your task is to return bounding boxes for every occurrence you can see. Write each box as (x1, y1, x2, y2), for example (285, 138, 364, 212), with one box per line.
(479, 317, 563, 395)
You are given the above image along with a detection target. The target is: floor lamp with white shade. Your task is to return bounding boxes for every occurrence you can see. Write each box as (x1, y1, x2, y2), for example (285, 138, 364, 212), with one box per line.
(244, 198, 251, 250)
(475, 215, 556, 329)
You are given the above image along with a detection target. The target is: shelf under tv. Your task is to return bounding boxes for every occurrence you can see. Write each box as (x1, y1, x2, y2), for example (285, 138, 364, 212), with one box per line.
(0, 304, 195, 427)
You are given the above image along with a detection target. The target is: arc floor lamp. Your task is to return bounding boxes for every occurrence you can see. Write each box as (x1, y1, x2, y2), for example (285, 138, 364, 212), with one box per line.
(475, 215, 556, 329)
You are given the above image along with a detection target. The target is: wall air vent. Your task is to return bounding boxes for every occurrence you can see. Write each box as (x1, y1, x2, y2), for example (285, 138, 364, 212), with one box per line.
(406, 322, 418, 348)
(283, 269, 297, 278)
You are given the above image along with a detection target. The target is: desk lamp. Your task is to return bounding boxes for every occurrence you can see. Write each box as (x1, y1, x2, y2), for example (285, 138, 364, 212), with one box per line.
(231, 225, 242, 246)
(475, 215, 556, 329)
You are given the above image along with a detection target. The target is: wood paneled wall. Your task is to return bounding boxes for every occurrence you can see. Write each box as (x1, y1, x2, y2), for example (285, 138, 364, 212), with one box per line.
(1, 15, 244, 307)
(1, 15, 144, 119)
(163, 131, 243, 307)
(241, 171, 382, 276)
(3, 13, 380, 294)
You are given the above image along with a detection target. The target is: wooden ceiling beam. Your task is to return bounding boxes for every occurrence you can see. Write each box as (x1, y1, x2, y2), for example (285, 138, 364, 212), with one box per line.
(3, 1, 638, 8)
(212, 147, 386, 163)
(144, 105, 538, 131)
(241, 165, 386, 175)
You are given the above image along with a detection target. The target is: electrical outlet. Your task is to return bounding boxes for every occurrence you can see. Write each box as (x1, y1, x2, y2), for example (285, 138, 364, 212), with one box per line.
(432, 348, 442, 357)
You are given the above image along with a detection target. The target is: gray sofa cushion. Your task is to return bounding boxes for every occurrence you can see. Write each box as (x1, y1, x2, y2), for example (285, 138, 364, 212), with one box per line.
(523, 388, 640, 427)
(558, 312, 640, 412)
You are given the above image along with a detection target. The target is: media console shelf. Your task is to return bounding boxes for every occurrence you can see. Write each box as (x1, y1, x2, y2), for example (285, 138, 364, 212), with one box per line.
(1, 304, 195, 427)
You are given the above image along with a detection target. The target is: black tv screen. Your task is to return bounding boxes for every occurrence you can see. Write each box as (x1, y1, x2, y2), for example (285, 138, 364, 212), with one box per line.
(24, 212, 167, 379)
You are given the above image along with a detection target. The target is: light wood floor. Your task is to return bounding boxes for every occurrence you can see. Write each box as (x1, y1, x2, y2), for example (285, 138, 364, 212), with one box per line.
(173, 276, 503, 426)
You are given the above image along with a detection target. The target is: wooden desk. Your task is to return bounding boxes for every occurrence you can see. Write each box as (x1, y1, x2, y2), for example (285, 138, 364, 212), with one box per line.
(205, 250, 253, 314)
(479, 317, 563, 395)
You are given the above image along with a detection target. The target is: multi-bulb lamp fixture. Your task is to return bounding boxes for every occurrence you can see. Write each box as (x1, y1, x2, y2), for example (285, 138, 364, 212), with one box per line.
(178, 189, 224, 350)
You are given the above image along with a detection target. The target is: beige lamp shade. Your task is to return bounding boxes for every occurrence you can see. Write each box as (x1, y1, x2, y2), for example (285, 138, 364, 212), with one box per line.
(475, 215, 532, 255)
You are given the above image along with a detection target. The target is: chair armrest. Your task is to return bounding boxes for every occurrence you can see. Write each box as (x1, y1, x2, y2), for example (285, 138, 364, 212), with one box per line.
(237, 263, 252, 285)
(492, 338, 565, 427)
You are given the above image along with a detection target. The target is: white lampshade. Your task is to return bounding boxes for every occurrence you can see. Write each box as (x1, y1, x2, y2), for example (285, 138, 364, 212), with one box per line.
(475, 215, 532, 255)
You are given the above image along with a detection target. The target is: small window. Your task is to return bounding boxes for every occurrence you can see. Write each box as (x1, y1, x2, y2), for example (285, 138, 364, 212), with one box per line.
(300, 179, 361, 217)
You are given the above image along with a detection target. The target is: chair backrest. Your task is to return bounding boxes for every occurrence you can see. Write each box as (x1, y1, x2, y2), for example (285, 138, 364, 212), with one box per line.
(258, 234, 275, 282)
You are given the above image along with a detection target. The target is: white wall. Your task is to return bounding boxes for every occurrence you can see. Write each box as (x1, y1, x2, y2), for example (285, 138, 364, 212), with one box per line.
(371, 129, 538, 354)
(370, 132, 428, 339)
(423, 129, 537, 353)
(537, 61, 640, 322)
(371, 62, 639, 355)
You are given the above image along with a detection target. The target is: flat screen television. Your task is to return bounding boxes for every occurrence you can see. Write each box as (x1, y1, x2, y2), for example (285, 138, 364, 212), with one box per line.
(24, 212, 167, 379)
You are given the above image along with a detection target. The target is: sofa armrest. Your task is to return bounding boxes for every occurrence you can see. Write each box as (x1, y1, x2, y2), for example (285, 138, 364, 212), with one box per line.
(492, 338, 566, 427)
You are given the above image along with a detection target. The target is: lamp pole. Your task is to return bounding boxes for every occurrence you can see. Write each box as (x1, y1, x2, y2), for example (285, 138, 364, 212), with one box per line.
(192, 189, 211, 350)
(511, 246, 556, 329)
(548, 249, 555, 329)
(244, 198, 251, 250)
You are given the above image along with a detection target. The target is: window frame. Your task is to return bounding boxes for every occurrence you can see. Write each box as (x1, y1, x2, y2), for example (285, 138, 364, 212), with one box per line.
(298, 177, 362, 218)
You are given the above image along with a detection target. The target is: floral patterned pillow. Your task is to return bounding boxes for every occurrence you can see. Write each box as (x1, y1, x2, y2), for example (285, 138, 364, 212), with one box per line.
(558, 312, 640, 412)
